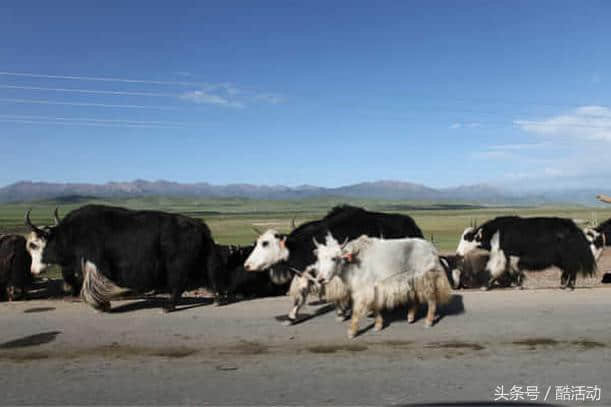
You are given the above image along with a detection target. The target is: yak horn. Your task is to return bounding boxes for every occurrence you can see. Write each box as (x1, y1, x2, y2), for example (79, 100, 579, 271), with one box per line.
(290, 217, 296, 231)
(312, 236, 322, 248)
(54, 207, 61, 226)
(25, 209, 46, 236)
(340, 237, 349, 249)
(252, 227, 263, 236)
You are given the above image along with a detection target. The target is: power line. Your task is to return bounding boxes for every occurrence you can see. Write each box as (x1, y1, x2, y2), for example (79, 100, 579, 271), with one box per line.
(0, 118, 183, 129)
(0, 84, 177, 97)
(0, 98, 177, 110)
(0, 71, 214, 87)
(0, 114, 188, 125)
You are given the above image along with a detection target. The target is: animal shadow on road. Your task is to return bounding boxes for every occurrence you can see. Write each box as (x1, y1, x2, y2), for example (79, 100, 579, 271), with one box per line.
(0, 331, 61, 349)
(384, 294, 465, 327)
(110, 297, 214, 313)
(274, 303, 336, 325)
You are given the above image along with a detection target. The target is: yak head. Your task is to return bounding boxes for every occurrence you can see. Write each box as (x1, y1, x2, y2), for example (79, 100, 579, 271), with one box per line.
(456, 226, 483, 256)
(439, 255, 463, 289)
(244, 229, 289, 272)
(584, 228, 605, 261)
(312, 233, 353, 284)
(24, 208, 61, 275)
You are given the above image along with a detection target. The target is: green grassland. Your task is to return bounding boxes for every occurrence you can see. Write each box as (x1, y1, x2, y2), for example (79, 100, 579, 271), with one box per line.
(3, 196, 610, 252)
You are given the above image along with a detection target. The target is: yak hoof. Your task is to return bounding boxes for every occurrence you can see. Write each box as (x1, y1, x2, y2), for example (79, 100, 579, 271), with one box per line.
(95, 302, 111, 313)
(282, 319, 296, 327)
(514, 285, 523, 290)
(347, 330, 357, 339)
(424, 320, 434, 328)
(374, 324, 383, 332)
(407, 317, 415, 324)
(480, 285, 491, 291)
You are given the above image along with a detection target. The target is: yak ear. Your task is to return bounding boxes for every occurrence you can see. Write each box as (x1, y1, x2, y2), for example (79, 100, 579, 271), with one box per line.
(490, 231, 500, 251)
(342, 248, 359, 263)
(341, 252, 353, 262)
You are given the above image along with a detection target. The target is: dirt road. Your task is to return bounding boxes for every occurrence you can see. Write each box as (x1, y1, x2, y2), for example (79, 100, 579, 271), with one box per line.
(1, 287, 610, 405)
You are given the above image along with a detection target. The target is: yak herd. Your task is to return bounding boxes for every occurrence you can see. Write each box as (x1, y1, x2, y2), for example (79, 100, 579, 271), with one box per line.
(0, 203, 609, 338)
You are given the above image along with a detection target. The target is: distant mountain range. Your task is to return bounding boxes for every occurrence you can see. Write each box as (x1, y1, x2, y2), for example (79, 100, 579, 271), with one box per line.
(0, 180, 607, 206)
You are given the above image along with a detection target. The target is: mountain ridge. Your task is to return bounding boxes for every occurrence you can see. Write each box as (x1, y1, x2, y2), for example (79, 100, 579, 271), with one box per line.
(0, 179, 606, 206)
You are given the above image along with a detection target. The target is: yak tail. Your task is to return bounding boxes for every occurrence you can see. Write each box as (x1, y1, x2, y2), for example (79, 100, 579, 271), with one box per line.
(576, 241, 598, 278)
(433, 269, 453, 306)
(80, 259, 130, 311)
(579, 262, 598, 278)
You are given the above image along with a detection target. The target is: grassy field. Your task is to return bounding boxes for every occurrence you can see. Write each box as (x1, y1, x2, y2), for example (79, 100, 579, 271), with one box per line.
(3, 196, 610, 250)
(3, 196, 609, 282)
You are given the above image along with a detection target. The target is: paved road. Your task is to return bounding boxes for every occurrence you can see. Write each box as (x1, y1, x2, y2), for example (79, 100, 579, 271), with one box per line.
(1, 287, 610, 406)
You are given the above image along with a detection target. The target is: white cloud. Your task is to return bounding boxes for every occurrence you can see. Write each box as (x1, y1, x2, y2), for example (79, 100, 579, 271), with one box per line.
(480, 105, 611, 186)
(450, 122, 481, 129)
(488, 143, 547, 151)
(473, 142, 548, 161)
(515, 105, 611, 142)
(179, 85, 284, 108)
(179, 90, 244, 108)
(471, 150, 512, 160)
(543, 167, 567, 176)
(255, 93, 285, 104)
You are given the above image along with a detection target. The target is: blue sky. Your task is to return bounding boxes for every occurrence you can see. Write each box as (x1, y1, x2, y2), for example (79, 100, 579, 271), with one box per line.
(1, 1, 610, 189)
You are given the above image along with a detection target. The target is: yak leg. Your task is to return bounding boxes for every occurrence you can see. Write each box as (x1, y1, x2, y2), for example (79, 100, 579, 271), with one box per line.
(560, 271, 571, 290)
(336, 297, 351, 322)
(425, 297, 437, 327)
(564, 271, 576, 291)
(6, 285, 16, 302)
(164, 257, 191, 313)
(62, 266, 82, 297)
(287, 276, 310, 324)
(514, 272, 524, 290)
(481, 276, 497, 291)
(163, 288, 184, 313)
(348, 297, 367, 339)
(373, 307, 384, 332)
(407, 297, 419, 323)
(508, 258, 523, 290)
